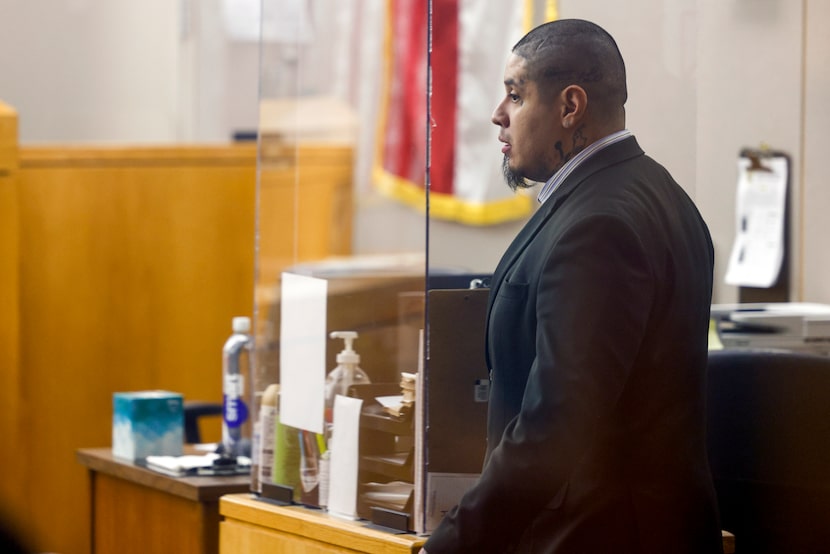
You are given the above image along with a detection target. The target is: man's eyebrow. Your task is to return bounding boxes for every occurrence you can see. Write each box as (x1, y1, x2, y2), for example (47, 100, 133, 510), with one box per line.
(504, 77, 527, 88)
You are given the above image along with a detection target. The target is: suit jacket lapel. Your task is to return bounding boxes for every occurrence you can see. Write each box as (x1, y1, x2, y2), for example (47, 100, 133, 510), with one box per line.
(484, 136, 645, 368)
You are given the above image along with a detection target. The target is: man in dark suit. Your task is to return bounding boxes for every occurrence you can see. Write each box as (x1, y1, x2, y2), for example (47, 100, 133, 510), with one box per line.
(423, 19, 723, 553)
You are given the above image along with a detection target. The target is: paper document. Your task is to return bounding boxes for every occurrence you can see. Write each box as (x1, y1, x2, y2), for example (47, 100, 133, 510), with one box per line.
(414, 330, 426, 534)
(725, 155, 788, 288)
(425, 473, 480, 533)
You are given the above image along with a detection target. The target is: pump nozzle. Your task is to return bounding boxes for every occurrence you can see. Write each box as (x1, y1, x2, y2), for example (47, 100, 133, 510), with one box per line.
(330, 331, 360, 365)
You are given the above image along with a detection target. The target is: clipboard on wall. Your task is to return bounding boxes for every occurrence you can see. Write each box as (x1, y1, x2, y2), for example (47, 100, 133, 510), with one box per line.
(724, 146, 791, 303)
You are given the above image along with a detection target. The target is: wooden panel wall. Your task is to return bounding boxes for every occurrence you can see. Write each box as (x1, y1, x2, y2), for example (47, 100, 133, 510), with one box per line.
(0, 129, 353, 554)
(257, 143, 354, 285)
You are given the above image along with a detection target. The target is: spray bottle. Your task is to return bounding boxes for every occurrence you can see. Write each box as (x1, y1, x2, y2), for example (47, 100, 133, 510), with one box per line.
(254, 383, 279, 493)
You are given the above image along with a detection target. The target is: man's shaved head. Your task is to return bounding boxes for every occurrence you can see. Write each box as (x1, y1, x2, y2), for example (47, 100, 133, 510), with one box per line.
(512, 19, 627, 121)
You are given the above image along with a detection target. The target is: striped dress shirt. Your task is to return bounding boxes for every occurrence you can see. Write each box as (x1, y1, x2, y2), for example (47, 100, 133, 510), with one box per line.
(537, 129, 633, 205)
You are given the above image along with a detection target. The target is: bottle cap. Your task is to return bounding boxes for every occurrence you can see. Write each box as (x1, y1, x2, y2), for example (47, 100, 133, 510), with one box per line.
(330, 331, 360, 364)
(261, 384, 279, 408)
(232, 316, 251, 334)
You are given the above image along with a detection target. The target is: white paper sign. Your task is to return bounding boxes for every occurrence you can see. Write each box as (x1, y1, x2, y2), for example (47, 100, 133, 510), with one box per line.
(279, 272, 327, 434)
(725, 156, 788, 288)
(327, 395, 363, 519)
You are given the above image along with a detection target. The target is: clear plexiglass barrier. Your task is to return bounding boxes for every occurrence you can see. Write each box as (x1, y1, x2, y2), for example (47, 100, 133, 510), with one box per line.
(251, 1, 549, 532)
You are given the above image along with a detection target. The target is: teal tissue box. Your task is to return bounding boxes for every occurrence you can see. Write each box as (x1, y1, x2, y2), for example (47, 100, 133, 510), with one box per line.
(113, 391, 184, 460)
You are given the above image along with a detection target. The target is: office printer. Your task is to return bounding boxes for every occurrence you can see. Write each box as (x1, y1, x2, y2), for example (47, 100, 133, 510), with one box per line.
(712, 302, 830, 356)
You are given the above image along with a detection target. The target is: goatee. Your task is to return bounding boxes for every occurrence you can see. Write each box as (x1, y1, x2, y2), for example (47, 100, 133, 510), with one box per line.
(502, 156, 530, 191)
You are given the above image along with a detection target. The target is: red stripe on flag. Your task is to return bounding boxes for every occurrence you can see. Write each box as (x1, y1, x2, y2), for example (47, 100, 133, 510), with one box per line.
(384, 0, 427, 185)
(375, 1, 534, 226)
(429, 0, 459, 196)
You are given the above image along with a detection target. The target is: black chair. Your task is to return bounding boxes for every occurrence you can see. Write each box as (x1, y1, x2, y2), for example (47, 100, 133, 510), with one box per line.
(707, 349, 830, 553)
(183, 401, 223, 444)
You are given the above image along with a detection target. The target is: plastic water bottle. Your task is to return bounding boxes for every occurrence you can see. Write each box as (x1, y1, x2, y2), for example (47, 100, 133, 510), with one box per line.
(222, 316, 252, 458)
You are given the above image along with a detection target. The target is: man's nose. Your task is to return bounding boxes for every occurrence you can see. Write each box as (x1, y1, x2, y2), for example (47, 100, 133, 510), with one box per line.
(491, 104, 506, 127)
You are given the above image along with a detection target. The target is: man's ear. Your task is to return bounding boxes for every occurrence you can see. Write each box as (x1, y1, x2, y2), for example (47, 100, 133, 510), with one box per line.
(560, 85, 587, 129)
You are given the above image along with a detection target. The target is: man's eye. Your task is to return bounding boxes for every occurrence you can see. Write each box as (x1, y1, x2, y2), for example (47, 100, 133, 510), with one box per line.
(509, 94, 520, 103)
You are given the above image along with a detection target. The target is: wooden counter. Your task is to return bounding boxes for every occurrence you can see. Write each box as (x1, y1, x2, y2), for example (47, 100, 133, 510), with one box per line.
(220, 493, 426, 553)
(77, 447, 251, 554)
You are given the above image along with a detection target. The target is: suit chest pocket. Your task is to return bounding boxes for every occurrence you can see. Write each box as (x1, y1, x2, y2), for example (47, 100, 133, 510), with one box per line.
(489, 280, 532, 364)
(496, 281, 529, 302)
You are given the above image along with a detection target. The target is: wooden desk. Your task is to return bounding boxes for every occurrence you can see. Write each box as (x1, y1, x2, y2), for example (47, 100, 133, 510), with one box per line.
(77, 447, 251, 554)
(220, 493, 426, 553)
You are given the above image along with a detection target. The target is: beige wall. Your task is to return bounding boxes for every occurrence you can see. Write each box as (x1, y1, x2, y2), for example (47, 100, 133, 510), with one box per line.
(803, 0, 830, 302)
(1, 0, 827, 302)
(694, 1, 805, 303)
(0, 0, 182, 142)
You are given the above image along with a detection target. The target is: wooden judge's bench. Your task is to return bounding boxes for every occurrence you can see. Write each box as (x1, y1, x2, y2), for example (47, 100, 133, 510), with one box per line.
(0, 99, 355, 553)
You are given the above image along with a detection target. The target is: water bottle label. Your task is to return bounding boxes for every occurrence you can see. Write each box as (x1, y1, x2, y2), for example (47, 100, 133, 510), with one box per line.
(223, 394, 249, 427)
(224, 373, 245, 396)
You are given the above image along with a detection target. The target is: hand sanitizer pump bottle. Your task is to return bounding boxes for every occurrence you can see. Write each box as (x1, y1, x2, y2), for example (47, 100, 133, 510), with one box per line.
(324, 331, 370, 428)
(321, 331, 370, 508)
(222, 316, 253, 459)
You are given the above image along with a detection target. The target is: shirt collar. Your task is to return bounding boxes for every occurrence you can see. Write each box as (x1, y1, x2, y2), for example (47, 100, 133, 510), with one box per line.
(537, 129, 632, 204)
